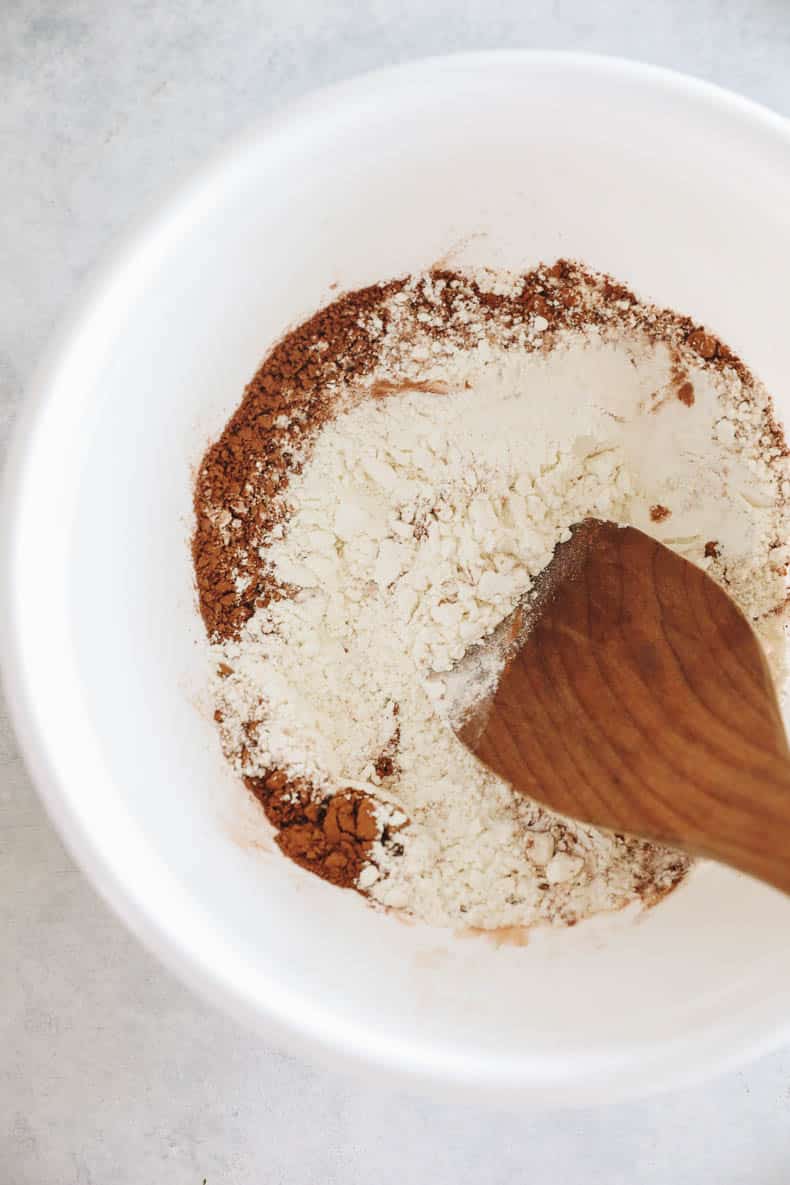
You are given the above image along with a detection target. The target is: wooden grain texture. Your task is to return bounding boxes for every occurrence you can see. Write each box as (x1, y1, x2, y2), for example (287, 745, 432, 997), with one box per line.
(461, 520, 790, 895)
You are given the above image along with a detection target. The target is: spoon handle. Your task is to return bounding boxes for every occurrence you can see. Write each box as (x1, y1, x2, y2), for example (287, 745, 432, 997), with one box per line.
(684, 754, 790, 896)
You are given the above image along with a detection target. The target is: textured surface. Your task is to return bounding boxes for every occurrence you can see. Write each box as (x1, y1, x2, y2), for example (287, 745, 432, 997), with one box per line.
(3, 2, 790, 1181)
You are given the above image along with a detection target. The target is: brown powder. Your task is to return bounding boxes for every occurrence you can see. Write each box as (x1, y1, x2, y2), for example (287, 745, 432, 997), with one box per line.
(191, 284, 412, 889)
(246, 772, 380, 887)
(688, 328, 719, 360)
(193, 280, 405, 642)
(650, 504, 672, 523)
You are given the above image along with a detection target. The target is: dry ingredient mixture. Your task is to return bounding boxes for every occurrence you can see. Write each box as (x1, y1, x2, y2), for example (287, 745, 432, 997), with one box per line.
(193, 261, 790, 931)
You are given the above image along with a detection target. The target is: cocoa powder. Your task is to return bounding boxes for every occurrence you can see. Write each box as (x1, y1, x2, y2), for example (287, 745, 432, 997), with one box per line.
(193, 279, 404, 642)
(677, 380, 695, 407)
(193, 282, 409, 887)
(245, 773, 379, 887)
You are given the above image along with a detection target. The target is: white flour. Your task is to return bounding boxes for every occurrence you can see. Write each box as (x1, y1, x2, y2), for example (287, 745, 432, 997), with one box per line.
(212, 308, 790, 930)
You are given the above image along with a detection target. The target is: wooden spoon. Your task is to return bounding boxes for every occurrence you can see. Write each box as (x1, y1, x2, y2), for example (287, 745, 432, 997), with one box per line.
(457, 518, 790, 895)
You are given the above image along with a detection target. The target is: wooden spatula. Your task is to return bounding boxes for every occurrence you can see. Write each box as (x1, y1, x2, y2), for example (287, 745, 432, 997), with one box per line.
(457, 519, 790, 894)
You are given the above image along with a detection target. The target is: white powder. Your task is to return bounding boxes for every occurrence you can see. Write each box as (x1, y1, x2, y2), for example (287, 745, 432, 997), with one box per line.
(209, 272, 790, 931)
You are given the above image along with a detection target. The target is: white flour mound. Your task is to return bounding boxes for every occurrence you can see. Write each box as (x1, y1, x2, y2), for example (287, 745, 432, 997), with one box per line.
(213, 321, 790, 930)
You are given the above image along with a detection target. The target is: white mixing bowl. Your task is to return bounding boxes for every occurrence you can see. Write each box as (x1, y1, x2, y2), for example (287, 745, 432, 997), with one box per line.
(4, 52, 790, 1105)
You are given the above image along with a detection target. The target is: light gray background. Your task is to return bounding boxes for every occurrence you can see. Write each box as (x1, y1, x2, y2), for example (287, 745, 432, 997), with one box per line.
(3, 2, 790, 1182)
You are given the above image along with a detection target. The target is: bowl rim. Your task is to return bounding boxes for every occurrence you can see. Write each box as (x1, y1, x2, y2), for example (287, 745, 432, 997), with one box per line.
(4, 49, 790, 1105)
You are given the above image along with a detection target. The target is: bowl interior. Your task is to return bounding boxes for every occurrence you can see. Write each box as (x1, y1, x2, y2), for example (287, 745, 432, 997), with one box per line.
(7, 54, 790, 1103)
